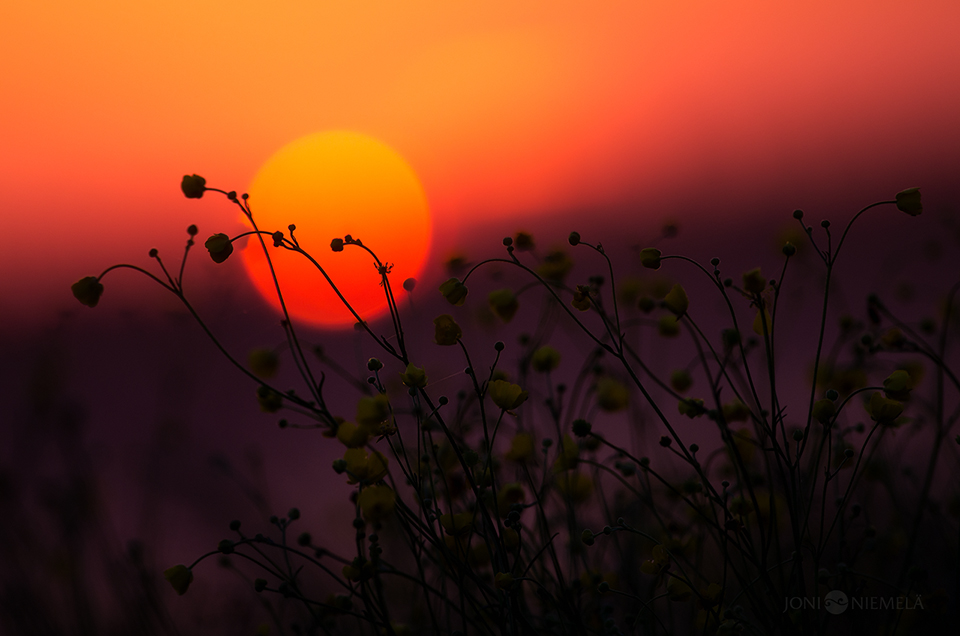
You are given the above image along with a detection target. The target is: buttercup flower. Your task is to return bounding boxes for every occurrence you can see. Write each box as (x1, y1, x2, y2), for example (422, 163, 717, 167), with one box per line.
(537, 249, 573, 282)
(433, 314, 462, 345)
(640, 248, 662, 270)
(180, 174, 206, 199)
(494, 572, 515, 590)
(596, 377, 629, 412)
(343, 448, 389, 485)
(342, 558, 374, 582)
(71, 276, 104, 308)
(640, 545, 670, 576)
(658, 315, 680, 337)
(742, 268, 766, 294)
(895, 187, 922, 216)
(555, 471, 593, 503)
(731, 428, 755, 463)
(487, 288, 519, 322)
(256, 385, 282, 413)
(812, 399, 836, 424)
(400, 363, 427, 389)
(866, 392, 903, 424)
(663, 283, 689, 317)
(552, 434, 579, 472)
(678, 398, 705, 418)
(531, 346, 561, 373)
(164, 564, 193, 595)
(488, 380, 529, 411)
(358, 484, 396, 523)
(335, 421, 369, 448)
(670, 370, 693, 393)
(439, 512, 474, 536)
(753, 307, 772, 336)
(356, 394, 391, 430)
(204, 233, 234, 263)
(882, 369, 913, 400)
(666, 576, 693, 602)
(496, 483, 525, 517)
(439, 278, 468, 306)
(505, 433, 535, 463)
(248, 348, 279, 378)
(572, 285, 591, 311)
(721, 401, 750, 423)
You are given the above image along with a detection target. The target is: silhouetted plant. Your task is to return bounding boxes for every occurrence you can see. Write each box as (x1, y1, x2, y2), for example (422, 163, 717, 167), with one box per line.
(72, 178, 958, 635)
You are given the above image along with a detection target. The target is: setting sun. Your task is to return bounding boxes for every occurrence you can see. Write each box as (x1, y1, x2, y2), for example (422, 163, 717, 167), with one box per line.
(243, 131, 431, 328)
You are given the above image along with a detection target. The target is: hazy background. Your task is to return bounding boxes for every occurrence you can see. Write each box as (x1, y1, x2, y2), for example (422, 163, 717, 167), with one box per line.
(2, 1, 959, 631)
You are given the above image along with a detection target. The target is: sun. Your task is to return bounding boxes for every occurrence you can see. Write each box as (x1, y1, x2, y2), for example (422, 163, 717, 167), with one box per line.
(243, 131, 431, 328)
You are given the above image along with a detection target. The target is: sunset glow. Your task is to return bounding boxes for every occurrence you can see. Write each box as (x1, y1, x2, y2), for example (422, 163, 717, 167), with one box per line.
(244, 132, 431, 327)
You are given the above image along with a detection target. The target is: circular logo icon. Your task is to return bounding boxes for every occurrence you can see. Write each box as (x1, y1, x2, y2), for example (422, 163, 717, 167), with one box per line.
(824, 590, 848, 615)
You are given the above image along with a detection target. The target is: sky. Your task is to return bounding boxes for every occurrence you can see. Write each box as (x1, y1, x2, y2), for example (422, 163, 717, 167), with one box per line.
(3, 1, 960, 326)
(3, 2, 960, 628)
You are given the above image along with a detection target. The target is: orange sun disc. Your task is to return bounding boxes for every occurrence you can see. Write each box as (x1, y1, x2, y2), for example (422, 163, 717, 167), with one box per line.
(243, 131, 432, 328)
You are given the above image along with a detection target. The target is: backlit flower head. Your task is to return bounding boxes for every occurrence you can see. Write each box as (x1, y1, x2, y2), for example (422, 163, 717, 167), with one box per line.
(488, 289, 519, 322)
(640, 248, 662, 270)
(488, 380, 529, 411)
(433, 314, 462, 345)
(439, 278, 468, 306)
(895, 187, 922, 216)
(343, 448, 389, 485)
(358, 484, 396, 523)
(180, 174, 206, 199)
(71, 276, 104, 308)
(204, 233, 234, 264)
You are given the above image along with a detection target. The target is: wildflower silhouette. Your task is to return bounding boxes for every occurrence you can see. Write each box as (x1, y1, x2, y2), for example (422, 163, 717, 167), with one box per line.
(72, 177, 959, 636)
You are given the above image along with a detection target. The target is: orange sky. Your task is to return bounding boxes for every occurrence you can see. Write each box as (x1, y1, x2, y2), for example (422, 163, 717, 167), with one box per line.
(3, 1, 959, 324)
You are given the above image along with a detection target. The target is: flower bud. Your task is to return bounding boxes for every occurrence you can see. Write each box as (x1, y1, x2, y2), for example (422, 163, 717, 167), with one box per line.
(488, 288, 519, 322)
(248, 349, 279, 378)
(572, 419, 592, 437)
(180, 174, 206, 199)
(670, 370, 692, 393)
(568, 231, 581, 246)
(433, 315, 462, 346)
(330, 238, 344, 252)
(581, 529, 595, 546)
(163, 565, 193, 595)
(782, 242, 796, 256)
(895, 187, 922, 216)
(204, 233, 234, 263)
(742, 268, 766, 294)
(663, 283, 689, 317)
(439, 278, 468, 306)
(400, 363, 427, 389)
(71, 276, 104, 308)
(639, 248, 662, 270)
(514, 231, 534, 251)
